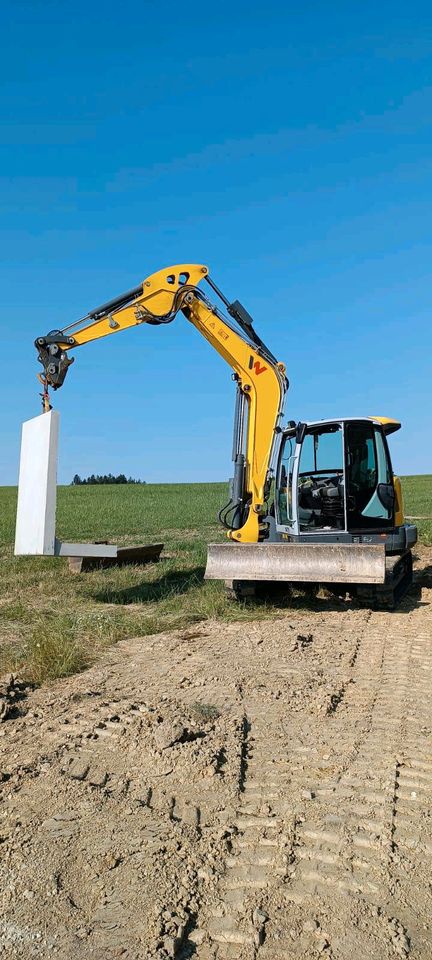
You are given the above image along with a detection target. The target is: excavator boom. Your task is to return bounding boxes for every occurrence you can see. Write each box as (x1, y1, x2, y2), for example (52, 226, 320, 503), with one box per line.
(35, 264, 288, 545)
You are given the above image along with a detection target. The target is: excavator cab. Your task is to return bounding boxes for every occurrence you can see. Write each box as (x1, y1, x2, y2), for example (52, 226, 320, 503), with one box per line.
(275, 417, 402, 538)
(207, 416, 417, 606)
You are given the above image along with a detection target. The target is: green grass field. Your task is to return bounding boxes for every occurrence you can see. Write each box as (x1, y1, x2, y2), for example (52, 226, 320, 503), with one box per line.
(0, 476, 430, 684)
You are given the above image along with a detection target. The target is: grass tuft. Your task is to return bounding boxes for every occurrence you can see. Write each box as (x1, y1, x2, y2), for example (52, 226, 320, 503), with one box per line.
(0, 610, 132, 685)
(25, 616, 90, 684)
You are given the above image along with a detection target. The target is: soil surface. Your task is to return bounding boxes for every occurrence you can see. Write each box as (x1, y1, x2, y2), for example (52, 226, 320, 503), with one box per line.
(1, 549, 432, 960)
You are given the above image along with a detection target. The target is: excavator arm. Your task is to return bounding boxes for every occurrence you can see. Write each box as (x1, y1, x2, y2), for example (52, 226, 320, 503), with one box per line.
(35, 263, 288, 544)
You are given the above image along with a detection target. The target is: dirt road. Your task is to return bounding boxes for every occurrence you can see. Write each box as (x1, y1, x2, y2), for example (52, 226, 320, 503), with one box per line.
(1, 551, 431, 959)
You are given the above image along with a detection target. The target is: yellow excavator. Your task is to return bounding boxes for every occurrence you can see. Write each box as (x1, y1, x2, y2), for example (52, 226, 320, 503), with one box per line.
(35, 263, 417, 606)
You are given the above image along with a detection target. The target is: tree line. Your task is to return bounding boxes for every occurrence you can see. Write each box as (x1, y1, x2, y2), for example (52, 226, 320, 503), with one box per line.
(71, 474, 146, 485)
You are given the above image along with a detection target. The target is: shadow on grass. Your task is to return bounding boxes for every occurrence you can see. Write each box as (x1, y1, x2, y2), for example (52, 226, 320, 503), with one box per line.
(93, 566, 206, 605)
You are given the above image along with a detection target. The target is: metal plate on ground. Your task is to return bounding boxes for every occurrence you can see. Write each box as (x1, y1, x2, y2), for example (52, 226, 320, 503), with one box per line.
(67, 543, 164, 574)
(205, 542, 386, 584)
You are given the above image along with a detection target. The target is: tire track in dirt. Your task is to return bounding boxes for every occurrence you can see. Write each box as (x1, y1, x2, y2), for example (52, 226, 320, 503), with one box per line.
(186, 610, 373, 958)
(1, 561, 431, 959)
(389, 606, 432, 951)
(187, 711, 294, 957)
(0, 685, 244, 960)
(257, 592, 432, 959)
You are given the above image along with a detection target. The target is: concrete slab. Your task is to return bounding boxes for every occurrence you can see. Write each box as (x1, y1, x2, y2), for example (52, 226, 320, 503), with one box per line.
(55, 541, 118, 558)
(15, 411, 59, 555)
(67, 543, 164, 573)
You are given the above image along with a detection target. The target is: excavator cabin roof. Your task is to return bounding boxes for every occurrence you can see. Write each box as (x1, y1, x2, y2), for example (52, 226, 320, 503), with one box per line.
(284, 417, 401, 437)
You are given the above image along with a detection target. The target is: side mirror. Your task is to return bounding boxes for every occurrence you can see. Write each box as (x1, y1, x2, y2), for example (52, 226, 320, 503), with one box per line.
(296, 421, 307, 445)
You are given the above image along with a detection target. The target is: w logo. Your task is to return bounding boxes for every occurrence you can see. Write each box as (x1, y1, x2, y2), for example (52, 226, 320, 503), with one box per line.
(253, 359, 267, 376)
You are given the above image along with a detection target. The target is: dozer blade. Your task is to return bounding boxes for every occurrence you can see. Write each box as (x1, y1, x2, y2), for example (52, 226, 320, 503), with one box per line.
(205, 542, 386, 584)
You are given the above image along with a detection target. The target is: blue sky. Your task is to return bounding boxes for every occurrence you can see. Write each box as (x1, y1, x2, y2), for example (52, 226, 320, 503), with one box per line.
(1, 0, 431, 484)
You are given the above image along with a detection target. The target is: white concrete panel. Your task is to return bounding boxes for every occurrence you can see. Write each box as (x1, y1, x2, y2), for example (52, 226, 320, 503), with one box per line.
(14, 411, 59, 555)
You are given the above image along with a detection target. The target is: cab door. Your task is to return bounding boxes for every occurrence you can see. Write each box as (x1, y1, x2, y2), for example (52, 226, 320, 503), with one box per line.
(275, 431, 300, 536)
(344, 421, 394, 531)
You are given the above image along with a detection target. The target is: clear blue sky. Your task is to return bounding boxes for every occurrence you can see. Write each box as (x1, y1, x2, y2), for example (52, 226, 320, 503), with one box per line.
(1, 0, 431, 484)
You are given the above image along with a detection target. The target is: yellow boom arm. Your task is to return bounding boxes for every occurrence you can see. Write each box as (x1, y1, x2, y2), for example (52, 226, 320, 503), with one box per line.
(35, 263, 287, 543)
